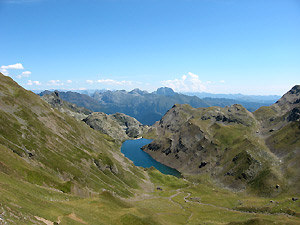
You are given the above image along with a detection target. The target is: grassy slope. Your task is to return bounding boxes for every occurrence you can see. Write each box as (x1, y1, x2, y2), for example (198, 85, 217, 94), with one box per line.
(1, 165, 300, 224)
(253, 98, 300, 195)
(265, 121, 300, 194)
(144, 104, 287, 196)
(0, 74, 299, 224)
(0, 74, 148, 223)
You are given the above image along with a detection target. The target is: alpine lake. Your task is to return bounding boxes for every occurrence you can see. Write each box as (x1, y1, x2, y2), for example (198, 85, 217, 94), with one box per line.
(121, 138, 181, 177)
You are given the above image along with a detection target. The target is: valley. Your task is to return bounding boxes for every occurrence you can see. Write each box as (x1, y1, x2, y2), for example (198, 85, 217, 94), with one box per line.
(0, 73, 299, 224)
(1, 0, 299, 224)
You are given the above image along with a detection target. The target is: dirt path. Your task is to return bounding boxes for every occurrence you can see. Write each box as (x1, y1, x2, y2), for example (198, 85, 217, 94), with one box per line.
(168, 189, 185, 210)
(34, 216, 54, 225)
(56, 213, 87, 225)
(182, 191, 294, 218)
(127, 183, 295, 219)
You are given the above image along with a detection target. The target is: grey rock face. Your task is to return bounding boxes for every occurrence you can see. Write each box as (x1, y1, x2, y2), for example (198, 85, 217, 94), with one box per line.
(143, 85, 300, 195)
(274, 85, 300, 113)
(41, 91, 148, 141)
(41, 91, 92, 120)
(287, 107, 300, 122)
(143, 104, 256, 175)
(83, 112, 148, 141)
(94, 159, 118, 174)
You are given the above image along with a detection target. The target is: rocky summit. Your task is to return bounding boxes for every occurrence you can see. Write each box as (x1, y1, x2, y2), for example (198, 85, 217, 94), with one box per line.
(143, 86, 300, 196)
(83, 112, 148, 141)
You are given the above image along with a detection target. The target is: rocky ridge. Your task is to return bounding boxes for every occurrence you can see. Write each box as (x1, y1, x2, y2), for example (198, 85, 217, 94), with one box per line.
(42, 91, 148, 141)
(41, 90, 92, 120)
(40, 87, 275, 125)
(83, 112, 148, 141)
(143, 85, 300, 195)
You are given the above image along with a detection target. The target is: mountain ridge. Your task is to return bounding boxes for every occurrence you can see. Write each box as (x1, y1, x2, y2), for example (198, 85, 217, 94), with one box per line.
(41, 91, 148, 141)
(143, 85, 300, 195)
(40, 88, 276, 125)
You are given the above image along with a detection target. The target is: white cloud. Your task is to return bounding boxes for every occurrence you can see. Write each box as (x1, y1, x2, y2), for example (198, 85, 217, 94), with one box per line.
(66, 80, 72, 84)
(86, 80, 94, 84)
(1, 63, 24, 70)
(47, 80, 64, 86)
(86, 78, 134, 86)
(220, 80, 225, 83)
(16, 71, 31, 79)
(161, 72, 207, 92)
(0, 63, 24, 75)
(34, 81, 41, 85)
(27, 80, 41, 86)
(97, 79, 132, 86)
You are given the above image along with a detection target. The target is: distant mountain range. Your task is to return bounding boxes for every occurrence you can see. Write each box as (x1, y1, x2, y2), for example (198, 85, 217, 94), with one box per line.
(40, 87, 210, 125)
(182, 92, 280, 104)
(39, 87, 279, 125)
(34, 88, 281, 103)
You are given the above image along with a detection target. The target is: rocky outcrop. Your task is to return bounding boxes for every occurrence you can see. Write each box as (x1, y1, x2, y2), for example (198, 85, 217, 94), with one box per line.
(93, 158, 118, 174)
(41, 91, 92, 120)
(143, 104, 259, 177)
(287, 107, 300, 122)
(42, 91, 147, 141)
(200, 104, 255, 126)
(83, 112, 148, 141)
(274, 85, 300, 113)
(143, 86, 300, 195)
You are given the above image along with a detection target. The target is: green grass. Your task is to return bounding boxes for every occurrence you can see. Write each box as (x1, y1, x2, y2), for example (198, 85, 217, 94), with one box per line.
(147, 168, 188, 189)
(1, 73, 300, 224)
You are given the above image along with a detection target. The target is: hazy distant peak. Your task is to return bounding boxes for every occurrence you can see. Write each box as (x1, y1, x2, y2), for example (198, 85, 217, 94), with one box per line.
(129, 88, 148, 95)
(39, 90, 53, 96)
(155, 87, 176, 96)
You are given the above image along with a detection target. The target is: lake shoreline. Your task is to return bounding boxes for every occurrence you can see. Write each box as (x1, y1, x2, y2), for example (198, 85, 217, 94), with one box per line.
(121, 138, 181, 177)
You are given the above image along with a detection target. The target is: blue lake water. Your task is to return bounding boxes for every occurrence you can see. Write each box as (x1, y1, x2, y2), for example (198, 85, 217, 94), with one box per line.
(121, 138, 181, 177)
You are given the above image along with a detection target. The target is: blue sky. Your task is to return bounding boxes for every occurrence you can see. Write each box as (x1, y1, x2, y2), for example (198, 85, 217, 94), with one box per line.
(0, 0, 299, 95)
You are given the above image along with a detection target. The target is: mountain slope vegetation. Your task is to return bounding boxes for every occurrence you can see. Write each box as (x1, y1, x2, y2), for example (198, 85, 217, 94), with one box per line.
(0, 73, 151, 223)
(1, 73, 299, 224)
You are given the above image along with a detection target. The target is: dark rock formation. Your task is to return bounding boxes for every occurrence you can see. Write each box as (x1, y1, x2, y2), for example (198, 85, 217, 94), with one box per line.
(287, 107, 300, 122)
